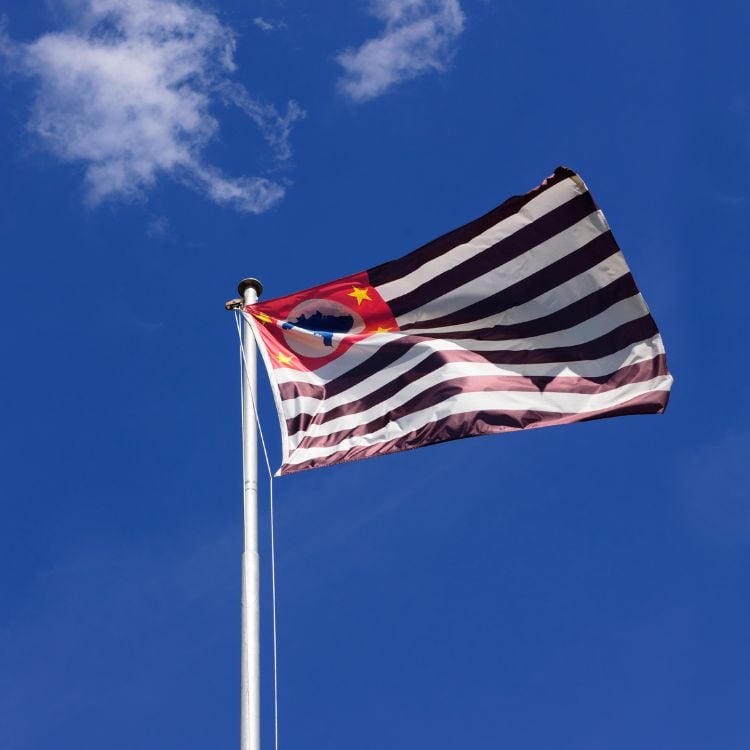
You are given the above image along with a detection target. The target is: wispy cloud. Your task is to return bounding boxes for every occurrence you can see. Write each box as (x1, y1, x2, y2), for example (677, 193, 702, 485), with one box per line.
(337, 0, 465, 102)
(252, 16, 287, 32)
(146, 214, 169, 238)
(2, 0, 304, 213)
(221, 81, 304, 165)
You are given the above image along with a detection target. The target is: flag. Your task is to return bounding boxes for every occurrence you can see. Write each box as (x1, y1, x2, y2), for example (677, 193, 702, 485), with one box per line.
(247, 167, 673, 475)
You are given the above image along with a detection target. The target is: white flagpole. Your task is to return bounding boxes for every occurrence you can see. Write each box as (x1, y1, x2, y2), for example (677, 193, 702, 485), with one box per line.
(238, 277, 263, 750)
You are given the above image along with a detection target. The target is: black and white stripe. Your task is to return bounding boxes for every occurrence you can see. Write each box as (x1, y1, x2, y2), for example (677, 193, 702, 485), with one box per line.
(251, 167, 672, 474)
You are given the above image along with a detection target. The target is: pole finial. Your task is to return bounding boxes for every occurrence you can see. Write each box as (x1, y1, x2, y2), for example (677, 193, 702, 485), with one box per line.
(238, 278, 263, 299)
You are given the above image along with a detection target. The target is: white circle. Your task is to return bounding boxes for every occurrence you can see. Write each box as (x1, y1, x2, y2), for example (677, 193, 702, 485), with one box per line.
(282, 298, 364, 358)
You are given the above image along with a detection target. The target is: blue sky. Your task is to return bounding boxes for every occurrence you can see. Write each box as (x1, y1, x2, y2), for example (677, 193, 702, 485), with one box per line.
(1, 1, 749, 748)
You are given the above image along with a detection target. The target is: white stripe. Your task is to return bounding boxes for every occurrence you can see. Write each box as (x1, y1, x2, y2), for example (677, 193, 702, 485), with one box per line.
(286, 309, 655, 447)
(282, 334, 666, 434)
(405, 252, 632, 336)
(284, 374, 673, 466)
(376, 178, 584, 302)
(283, 337, 440, 413)
(426, 296, 649, 353)
(393, 210, 611, 328)
(280, 334, 666, 419)
(282, 295, 650, 421)
(287, 350, 663, 450)
(272, 332, 397, 386)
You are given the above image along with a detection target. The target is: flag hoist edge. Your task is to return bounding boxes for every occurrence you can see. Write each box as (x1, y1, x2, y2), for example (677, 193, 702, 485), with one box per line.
(246, 167, 673, 475)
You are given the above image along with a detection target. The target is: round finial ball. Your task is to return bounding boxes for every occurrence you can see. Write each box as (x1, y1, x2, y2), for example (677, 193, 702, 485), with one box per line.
(237, 278, 263, 299)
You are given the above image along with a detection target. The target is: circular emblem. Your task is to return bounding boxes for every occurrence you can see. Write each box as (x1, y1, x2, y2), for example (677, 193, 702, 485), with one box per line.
(282, 298, 364, 358)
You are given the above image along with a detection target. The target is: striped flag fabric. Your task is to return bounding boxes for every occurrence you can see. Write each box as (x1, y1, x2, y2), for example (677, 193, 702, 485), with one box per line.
(247, 167, 672, 475)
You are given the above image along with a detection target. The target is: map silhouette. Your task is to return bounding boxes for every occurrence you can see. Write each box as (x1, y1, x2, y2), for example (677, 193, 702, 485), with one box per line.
(282, 310, 354, 347)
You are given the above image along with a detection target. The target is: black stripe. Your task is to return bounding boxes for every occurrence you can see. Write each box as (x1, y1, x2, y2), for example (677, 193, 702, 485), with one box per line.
(277, 340, 418, 403)
(387, 192, 597, 318)
(443, 272, 640, 342)
(399, 231, 620, 331)
(279, 379, 325, 402)
(282, 390, 669, 474)
(367, 167, 577, 288)
(479, 315, 658, 366)
(284, 315, 659, 437)
(290, 346, 665, 451)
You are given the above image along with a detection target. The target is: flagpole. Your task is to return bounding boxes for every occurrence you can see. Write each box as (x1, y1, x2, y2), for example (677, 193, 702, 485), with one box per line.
(238, 277, 263, 750)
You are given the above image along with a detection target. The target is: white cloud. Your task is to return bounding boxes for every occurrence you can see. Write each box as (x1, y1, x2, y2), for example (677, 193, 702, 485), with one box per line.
(337, 0, 465, 102)
(252, 16, 287, 32)
(221, 81, 304, 165)
(4, 0, 303, 213)
(146, 214, 169, 237)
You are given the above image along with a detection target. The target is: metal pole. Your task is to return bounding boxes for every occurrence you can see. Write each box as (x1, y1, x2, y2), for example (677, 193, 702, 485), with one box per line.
(238, 277, 263, 750)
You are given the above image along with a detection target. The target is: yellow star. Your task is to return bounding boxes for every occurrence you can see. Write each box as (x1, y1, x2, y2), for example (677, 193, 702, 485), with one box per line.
(255, 312, 273, 324)
(347, 286, 372, 305)
(374, 326, 392, 334)
(276, 352, 294, 365)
